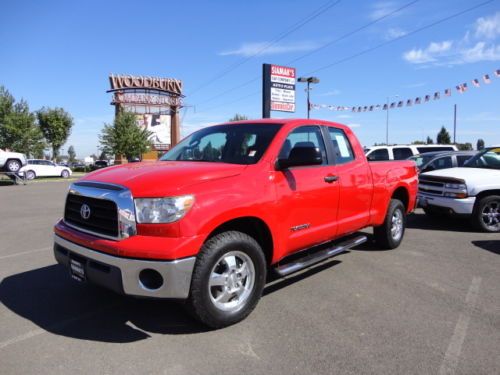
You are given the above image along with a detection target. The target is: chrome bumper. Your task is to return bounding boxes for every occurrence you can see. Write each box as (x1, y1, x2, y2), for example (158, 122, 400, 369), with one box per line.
(54, 234, 196, 299)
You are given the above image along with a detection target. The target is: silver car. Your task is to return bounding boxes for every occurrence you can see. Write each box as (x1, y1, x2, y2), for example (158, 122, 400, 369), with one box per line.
(409, 150, 477, 173)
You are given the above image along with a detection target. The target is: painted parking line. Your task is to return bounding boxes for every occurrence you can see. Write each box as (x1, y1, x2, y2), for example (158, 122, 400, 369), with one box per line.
(438, 276, 482, 375)
(0, 303, 120, 350)
(0, 247, 51, 260)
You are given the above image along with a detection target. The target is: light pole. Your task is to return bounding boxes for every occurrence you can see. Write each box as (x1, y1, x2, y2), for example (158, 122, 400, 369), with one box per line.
(298, 76, 320, 119)
(385, 95, 398, 145)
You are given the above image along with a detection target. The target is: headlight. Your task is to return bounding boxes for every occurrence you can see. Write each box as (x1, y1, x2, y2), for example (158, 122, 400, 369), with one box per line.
(444, 183, 466, 190)
(134, 195, 195, 223)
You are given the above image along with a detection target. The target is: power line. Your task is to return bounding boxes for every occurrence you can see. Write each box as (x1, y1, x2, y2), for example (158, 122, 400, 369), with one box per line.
(194, 0, 419, 108)
(193, 0, 495, 115)
(187, 0, 342, 96)
(306, 0, 496, 75)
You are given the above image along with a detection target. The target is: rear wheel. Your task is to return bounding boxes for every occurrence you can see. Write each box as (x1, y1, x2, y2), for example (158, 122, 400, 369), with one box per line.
(374, 199, 406, 249)
(5, 159, 21, 173)
(187, 231, 266, 329)
(473, 195, 500, 233)
(61, 170, 70, 178)
(25, 170, 36, 180)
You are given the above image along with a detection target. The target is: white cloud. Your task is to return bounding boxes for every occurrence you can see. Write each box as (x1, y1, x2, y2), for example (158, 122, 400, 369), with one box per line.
(337, 114, 352, 119)
(475, 12, 500, 39)
(369, 1, 399, 20)
(219, 41, 319, 57)
(347, 123, 362, 128)
(385, 27, 407, 40)
(402, 82, 427, 88)
(402, 12, 500, 66)
(403, 41, 453, 64)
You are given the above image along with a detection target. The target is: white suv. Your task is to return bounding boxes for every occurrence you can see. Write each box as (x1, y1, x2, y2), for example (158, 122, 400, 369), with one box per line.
(0, 149, 27, 173)
(365, 144, 458, 161)
(418, 146, 500, 232)
(19, 159, 72, 180)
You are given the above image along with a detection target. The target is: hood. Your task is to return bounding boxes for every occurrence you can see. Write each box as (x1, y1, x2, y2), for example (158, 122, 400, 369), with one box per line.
(80, 161, 247, 197)
(420, 167, 500, 192)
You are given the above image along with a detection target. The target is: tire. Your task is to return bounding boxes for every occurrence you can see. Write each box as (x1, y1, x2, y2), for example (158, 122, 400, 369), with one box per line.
(5, 159, 21, 173)
(373, 199, 406, 249)
(472, 195, 500, 233)
(25, 170, 36, 180)
(187, 231, 267, 329)
(61, 170, 70, 178)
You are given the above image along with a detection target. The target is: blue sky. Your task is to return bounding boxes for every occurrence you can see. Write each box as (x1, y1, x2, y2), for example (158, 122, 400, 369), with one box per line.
(1, 0, 499, 157)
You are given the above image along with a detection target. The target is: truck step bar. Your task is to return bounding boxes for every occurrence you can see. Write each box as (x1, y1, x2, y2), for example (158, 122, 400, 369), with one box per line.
(274, 235, 368, 277)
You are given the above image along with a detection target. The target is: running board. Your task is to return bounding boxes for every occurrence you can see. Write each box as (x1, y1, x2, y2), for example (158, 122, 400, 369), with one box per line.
(274, 235, 367, 277)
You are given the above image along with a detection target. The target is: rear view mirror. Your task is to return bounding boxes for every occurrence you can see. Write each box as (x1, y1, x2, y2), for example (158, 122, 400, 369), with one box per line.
(276, 146, 322, 170)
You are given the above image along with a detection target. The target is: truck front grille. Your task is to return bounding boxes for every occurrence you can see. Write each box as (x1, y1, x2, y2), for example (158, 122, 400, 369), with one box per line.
(64, 194, 119, 238)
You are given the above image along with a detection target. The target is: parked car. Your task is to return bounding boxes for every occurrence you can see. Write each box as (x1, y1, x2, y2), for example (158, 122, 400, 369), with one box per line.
(54, 119, 417, 328)
(19, 159, 72, 180)
(365, 144, 458, 161)
(93, 160, 109, 169)
(0, 148, 27, 173)
(409, 151, 477, 173)
(418, 145, 500, 232)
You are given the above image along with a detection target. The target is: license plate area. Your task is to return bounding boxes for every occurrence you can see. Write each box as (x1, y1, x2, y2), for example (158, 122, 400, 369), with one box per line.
(70, 258, 86, 282)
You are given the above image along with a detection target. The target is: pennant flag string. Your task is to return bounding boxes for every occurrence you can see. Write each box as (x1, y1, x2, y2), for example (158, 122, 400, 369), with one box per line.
(310, 68, 498, 112)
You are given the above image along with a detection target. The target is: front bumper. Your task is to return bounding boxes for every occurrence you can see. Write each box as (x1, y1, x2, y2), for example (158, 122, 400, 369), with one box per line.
(54, 234, 196, 299)
(417, 194, 476, 215)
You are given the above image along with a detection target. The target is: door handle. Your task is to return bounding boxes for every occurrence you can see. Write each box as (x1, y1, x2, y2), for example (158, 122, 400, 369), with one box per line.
(324, 175, 339, 183)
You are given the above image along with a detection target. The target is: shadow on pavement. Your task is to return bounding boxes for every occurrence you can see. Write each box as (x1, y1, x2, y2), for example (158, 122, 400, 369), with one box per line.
(0, 264, 209, 344)
(472, 240, 500, 254)
(406, 211, 477, 233)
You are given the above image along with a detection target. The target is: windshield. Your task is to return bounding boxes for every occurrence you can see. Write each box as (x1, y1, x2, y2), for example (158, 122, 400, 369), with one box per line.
(409, 154, 437, 168)
(463, 147, 500, 170)
(161, 123, 282, 165)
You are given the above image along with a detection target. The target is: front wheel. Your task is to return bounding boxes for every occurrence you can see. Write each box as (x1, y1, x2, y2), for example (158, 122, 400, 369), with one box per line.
(25, 170, 36, 180)
(373, 199, 406, 249)
(473, 195, 500, 233)
(187, 231, 267, 329)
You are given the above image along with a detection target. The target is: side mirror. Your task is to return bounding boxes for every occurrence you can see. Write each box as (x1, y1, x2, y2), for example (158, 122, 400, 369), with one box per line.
(276, 146, 322, 170)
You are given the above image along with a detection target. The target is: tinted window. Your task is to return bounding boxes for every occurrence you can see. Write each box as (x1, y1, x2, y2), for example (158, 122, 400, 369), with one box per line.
(162, 123, 282, 165)
(417, 146, 454, 153)
(393, 147, 413, 160)
(367, 149, 389, 161)
(457, 155, 472, 166)
(429, 156, 452, 169)
(328, 128, 354, 164)
(279, 126, 327, 164)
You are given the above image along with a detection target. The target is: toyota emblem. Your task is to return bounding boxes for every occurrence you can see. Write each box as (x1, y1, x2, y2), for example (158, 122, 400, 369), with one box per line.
(80, 204, 91, 220)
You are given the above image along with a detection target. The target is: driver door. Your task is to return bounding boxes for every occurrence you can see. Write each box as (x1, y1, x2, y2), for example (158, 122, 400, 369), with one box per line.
(274, 125, 340, 256)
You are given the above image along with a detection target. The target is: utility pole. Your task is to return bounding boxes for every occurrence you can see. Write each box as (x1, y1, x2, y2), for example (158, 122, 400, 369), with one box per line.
(385, 97, 389, 145)
(298, 77, 320, 119)
(453, 104, 457, 144)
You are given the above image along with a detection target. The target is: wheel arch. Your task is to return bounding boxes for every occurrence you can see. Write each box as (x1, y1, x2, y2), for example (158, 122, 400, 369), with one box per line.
(391, 185, 410, 212)
(204, 216, 274, 265)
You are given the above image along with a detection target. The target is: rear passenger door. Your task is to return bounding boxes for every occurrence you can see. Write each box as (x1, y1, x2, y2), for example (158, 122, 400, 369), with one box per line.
(326, 127, 372, 235)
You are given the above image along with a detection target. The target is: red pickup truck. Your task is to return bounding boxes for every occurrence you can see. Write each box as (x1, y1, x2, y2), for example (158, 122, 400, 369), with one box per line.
(54, 119, 417, 328)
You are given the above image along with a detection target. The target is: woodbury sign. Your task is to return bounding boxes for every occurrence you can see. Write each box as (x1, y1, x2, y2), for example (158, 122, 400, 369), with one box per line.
(109, 74, 183, 95)
(262, 64, 296, 118)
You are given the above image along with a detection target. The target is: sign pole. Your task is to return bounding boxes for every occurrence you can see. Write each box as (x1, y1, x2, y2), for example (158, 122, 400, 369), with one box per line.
(262, 64, 271, 119)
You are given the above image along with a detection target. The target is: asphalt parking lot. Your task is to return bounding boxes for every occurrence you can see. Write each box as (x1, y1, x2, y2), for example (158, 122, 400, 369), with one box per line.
(0, 181, 499, 375)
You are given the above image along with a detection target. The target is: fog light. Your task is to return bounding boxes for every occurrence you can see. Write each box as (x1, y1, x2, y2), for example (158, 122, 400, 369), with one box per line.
(139, 269, 164, 290)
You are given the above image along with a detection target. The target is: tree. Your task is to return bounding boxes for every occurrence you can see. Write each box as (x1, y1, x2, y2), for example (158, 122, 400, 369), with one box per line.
(477, 139, 485, 150)
(229, 114, 248, 121)
(411, 140, 426, 145)
(0, 87, 46, 157)
(98, 150, 108, 161)
(436, 126, 451, 144)
(68, 145, 76, 162)
(99, 111, 152, 160)
(426, 136, 434, 144)
(457, 142, 473, 151)
(37, 107, 74, 160)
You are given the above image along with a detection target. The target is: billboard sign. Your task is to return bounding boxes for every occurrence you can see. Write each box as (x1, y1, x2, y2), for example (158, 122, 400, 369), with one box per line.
(263, 64, 296, 117)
